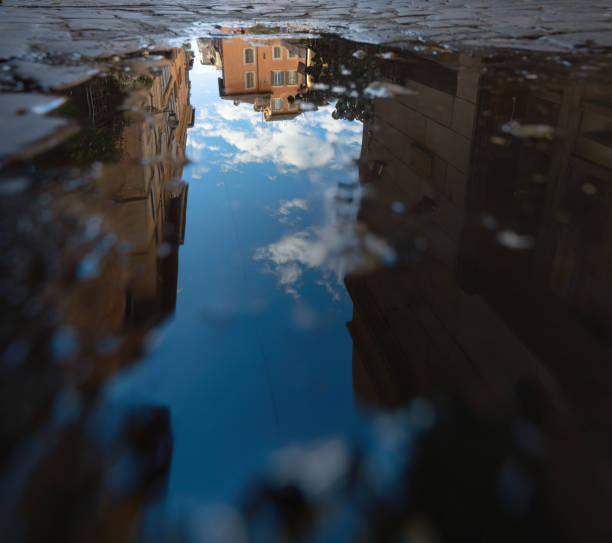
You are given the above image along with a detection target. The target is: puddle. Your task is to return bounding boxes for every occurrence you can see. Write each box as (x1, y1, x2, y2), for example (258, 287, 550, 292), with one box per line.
(2, 30, 612, 542)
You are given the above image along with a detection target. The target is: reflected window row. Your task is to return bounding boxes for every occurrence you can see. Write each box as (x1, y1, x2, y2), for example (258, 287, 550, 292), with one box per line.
(243, 46, 301, 65)
(271, 97, 298, 111)
(271, 70, 298, 87)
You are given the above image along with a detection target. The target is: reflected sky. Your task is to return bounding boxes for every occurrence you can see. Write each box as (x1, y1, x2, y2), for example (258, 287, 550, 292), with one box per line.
(105, 43, 366, 505)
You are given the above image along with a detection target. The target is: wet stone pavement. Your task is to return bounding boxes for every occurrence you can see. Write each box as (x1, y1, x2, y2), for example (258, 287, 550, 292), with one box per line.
(2, 6, 612, 543)
(2, 0, 612, 61)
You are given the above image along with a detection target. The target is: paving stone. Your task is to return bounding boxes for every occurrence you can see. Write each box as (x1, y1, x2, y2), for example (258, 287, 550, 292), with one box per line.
(0, 0, 610, 94)
(1, 0, 611, 61)
(10, 61, 98, 90)
(0, 93, 76, 164)
(0, 34, 29, 60)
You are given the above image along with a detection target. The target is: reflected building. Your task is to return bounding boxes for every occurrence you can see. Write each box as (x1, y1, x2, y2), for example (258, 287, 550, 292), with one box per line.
(346, 51, 489, 410)
(205, 36, 316, 121)
(104, 47, 193, 321)
(0, 47, 194, 543)
(198, 37, 222, 68)
(62, 47, 194, 333)
(340, 45, 612, 540)
(347, 48, 612, 421)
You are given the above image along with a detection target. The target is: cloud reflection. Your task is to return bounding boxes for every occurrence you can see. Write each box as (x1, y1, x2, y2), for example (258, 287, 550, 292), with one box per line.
(186, 89, 377, 300)
(188, 100, 361, 173)
(254, 222, 395, 300)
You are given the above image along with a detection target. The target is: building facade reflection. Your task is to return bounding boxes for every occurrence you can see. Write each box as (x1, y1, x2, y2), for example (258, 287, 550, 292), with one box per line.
(62, 46, 194, 337)
(0, 47, 194, 543)
(204, 36, 316, 121)
(347, 48, 612, 420)
(341, 44, 612, 541)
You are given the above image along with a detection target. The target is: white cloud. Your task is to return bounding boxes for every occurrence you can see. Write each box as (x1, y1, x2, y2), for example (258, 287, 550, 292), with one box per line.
(189, 140, 208, 150)
(255, 229, 328, 269)
(215, 101, 260, 125)
(192, 121, 215, 132)
(254, 219, 396, 299)
(253, 224, 356, 298)
(316, 112, 362, 136)
(184, 93, 381, 300)
(219, 123, 336, 170)
(187, 101, 362, 174)
(274, 199, 308, 225)
(278, 198, 308, 216)
(278, 263, 303, 289)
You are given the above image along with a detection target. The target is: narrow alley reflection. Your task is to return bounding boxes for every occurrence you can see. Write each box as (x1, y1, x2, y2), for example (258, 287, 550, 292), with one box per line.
(0, 47, 194, 541)
(3, 28, 612, 543)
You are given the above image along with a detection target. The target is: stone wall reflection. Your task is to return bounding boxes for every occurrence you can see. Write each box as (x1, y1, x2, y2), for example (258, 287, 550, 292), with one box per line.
(345, 47, 612, 540)
(0, 47, 194, 542)
(63, 47, 193, 327)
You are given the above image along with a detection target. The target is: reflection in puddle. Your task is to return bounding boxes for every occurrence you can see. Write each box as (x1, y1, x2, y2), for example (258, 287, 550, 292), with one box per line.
(2, 29, 612, 542)
(0, 47, 194, 543)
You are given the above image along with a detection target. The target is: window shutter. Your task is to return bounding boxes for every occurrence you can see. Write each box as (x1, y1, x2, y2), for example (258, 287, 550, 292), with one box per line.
(285, 71, 298, 85)
(271, 71, 284, 86)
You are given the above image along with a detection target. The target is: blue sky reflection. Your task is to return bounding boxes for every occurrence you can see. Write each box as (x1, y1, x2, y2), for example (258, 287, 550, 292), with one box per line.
(104, 46, 367, 507)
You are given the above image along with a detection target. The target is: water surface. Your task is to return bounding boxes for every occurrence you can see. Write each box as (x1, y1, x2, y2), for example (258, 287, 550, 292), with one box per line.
(2, 30, 612, 543)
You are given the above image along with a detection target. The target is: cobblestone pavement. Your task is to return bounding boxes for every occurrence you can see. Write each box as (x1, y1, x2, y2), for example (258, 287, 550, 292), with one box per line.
(1, 0, 612, 64)
(1, 0, 612, 128)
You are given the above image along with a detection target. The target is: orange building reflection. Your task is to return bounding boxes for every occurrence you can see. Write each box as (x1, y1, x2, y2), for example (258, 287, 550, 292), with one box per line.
(203, 37, 316, 121)
(59, 47, 194, 342)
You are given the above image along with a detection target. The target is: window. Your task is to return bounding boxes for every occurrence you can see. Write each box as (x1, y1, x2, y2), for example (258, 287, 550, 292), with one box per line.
(254, 96, 270, 111)
(286, 70, 298, 86)
(271, 98, 284, 111)
(271, 70, 284, 86)
(243, 48, 255, 64)
(288, 100, 298, 111)
(244, 71, 256, 89)
(288, 49, 299, 59)
(272, 46, 282, 59)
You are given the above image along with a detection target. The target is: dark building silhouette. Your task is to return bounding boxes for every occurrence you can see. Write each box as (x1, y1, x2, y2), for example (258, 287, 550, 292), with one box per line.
(344, 46, 612, 541)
